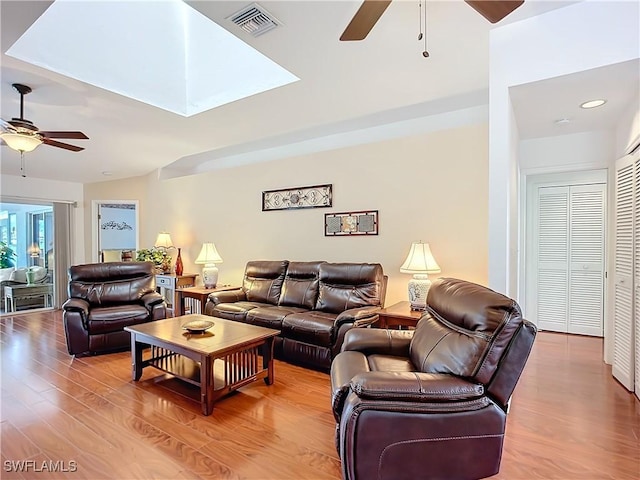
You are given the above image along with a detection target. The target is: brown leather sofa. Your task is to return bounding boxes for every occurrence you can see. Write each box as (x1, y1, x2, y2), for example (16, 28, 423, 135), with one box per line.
(330, 277, 537, 480)
(204, 260, 386, 370)
(62, 262, 167, 356)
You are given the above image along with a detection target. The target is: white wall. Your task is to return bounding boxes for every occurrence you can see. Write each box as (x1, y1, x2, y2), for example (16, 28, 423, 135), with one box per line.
(85, 123, 490, 307)
(616, 90, 640, 156)
(489, 0, 640, 295)
(0, 174, 85, 265)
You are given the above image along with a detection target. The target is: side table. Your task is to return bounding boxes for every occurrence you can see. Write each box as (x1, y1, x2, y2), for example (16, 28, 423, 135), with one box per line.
(377, 301, 424, 329)
(177, 285, 238, 316)
(155, 273, 198, 315)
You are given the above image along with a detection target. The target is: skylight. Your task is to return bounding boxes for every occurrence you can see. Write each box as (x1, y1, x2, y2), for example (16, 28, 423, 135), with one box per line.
(6, 0, 299, 117)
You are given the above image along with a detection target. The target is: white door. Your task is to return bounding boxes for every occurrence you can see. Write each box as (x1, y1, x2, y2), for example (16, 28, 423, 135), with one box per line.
(632, 151, 640, 399)
(536, 186, 569, 332)
(535, 183, 606, 335)
(613, 154, 635, 391)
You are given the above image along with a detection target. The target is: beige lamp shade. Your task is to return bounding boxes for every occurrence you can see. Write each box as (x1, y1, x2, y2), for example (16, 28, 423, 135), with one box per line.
(195, 242, 223, 288)
(400, 242, 440, 311)
(0, 132, 43, 152)
(400, 242, 441, 274)
(154, 232, 174, 248)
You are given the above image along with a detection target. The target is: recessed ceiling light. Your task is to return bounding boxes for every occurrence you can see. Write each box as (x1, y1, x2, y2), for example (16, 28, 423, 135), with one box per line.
(580, 99, 607, 109)
(102, 171, 113, 176)
(555, 118, 571, 125)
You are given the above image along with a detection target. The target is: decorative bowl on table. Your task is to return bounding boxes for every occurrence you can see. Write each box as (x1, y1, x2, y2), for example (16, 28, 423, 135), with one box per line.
(182, 319, 214, 333)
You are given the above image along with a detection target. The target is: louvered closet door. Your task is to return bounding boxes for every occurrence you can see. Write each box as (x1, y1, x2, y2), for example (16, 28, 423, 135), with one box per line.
(537, 186, 569, 332)
(613, 154, 635, 391)
(632, 151, 640, 399)
(568, 184, 605, 336)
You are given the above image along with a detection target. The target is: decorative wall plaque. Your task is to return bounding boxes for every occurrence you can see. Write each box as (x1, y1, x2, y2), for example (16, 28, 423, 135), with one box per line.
(262, 184, 332, 211)
(325, 210, 378, 236)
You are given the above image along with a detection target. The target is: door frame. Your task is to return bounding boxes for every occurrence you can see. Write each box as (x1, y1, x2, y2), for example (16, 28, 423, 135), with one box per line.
(91, 200, 139, 263)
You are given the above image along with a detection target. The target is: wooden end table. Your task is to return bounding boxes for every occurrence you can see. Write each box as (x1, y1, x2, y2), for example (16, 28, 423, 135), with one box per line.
(155, 273, 198, 314)
(177, 285, 239, 316)
(125, 314, 279, 415)
(377, 301, 424, 329)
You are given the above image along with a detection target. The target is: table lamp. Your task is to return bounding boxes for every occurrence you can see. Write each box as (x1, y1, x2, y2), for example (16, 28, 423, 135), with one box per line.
(400, 241, 441, 311)
(195, 242, 223, 288)
(154, 232, 176, 273)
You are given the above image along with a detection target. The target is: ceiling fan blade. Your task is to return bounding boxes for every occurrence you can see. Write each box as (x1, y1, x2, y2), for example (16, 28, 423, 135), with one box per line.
(340, 0, 392, 41)
(1, 118, 18, 132)
(465, 0, 524, 23)
(43, 137, 84, 152)
(40, 131, 89, 140)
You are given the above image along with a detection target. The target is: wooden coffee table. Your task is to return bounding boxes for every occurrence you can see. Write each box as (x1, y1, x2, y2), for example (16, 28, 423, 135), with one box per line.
(125, 314, 279, 415)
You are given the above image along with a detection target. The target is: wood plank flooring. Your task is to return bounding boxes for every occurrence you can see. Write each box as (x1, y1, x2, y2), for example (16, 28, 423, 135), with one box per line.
(1, 310, 638, 479)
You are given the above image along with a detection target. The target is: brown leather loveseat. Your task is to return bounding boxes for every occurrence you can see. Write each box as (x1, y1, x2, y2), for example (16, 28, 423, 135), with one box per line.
(63, 262, 167, 356)
(330, 277, 537, 480)
(204, 260, 386, 370)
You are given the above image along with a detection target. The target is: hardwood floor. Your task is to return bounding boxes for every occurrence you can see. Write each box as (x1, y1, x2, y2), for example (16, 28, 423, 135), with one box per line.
(1, 310, 638, 479)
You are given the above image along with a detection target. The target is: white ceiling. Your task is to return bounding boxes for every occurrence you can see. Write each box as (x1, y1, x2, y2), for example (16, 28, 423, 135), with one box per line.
(0, 0, 637, 184)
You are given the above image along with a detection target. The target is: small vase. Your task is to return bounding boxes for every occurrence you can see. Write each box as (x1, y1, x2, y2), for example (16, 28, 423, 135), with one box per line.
(175, 248, 184, 276)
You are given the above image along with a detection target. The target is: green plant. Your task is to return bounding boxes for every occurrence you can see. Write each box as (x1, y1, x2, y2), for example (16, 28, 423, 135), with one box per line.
(0, 241, 16, 269)
(136, 248, 171, 266)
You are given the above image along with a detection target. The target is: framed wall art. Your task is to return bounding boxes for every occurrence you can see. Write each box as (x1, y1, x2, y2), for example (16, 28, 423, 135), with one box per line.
(262, 184, 332, 211)
(325, 210, 378, 236)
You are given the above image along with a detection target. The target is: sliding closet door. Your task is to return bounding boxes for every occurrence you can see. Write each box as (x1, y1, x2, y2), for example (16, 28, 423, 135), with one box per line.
(613, 154, 635, 391)
(536, 186, 569, 332)
(535, 183, 605, 335)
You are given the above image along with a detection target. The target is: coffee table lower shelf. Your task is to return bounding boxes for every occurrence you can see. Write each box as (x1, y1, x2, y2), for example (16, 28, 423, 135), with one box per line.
(144, 345, 268, 397)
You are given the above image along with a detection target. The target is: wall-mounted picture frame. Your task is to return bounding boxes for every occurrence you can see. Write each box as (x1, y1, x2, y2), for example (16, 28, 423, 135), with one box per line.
(325, 210, 379, 236)
(262, 184, 333, 211)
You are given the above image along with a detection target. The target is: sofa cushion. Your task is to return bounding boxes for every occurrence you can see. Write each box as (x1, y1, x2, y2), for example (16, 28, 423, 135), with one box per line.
(243, 260, 288, 305)
(86, 305, 150, 334)
(282, 310, 337, 347)
(246, 305, 307, 329)
(10, 266, 47, 283)
(213, 301, 270, 322)
(279, 261, 323, 309)
(316, 263, 383, 314)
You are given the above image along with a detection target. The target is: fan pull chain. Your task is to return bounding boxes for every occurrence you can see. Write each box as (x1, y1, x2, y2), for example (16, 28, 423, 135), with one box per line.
(20, 151, 26, 177)
(422, 0, 429, 57)
(418, 1, 423, 41)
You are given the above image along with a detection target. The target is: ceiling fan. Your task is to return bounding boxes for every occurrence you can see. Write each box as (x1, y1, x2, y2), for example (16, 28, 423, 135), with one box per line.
(0, 83, 88, 154)
(340, 0, 525, 41)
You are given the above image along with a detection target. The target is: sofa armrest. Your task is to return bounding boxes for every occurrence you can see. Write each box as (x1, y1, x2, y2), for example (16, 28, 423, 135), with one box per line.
(141, 291, 165, 310)
(350, 371, 484, 403)
(341, 328, 413, 356)
(62, 298, 89, 317)
(335, 305, 381, 328)
(208, 289, 247, 305)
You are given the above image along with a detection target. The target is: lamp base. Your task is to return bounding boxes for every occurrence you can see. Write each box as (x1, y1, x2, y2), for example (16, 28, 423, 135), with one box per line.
(408, 274, 432, 311)
(202, 264, 219, 289)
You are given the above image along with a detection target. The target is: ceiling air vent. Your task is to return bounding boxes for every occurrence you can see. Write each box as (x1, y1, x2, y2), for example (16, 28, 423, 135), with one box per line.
(228, 3, 281, 37)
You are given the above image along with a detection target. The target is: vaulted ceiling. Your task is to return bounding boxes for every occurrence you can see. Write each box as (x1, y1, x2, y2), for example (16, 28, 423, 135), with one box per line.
(0, 1, 635, 183)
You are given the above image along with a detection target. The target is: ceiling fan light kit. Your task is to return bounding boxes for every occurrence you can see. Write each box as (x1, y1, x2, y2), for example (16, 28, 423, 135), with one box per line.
(0, 132, 42, 152)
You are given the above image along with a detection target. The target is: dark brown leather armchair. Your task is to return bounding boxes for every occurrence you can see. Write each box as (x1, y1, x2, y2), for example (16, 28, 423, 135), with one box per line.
(63, 262, 166, 356)
(330, 278, 537, 480)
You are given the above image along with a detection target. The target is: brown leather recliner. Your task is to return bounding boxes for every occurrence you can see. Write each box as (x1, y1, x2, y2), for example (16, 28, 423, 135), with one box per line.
(62, 262, 166, 356)
(330, 277, 537, 480)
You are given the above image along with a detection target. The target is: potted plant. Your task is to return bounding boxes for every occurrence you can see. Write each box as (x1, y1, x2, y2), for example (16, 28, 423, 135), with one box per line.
(136, 247, 172, 274)
(0, 241, 16, 269)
